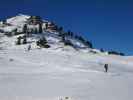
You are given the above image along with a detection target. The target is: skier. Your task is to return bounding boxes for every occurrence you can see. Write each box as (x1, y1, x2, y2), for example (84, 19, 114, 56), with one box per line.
(104, 64, 108, 72)
(27, 45, 31, 51)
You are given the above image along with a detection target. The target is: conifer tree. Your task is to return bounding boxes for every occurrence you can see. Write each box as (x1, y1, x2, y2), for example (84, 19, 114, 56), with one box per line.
(61, 33, 66, 42)
(100, 48, 104, 52)
(58, 27, 63, 32)
(78, 36, 85, 42)
(67, 30, 71, 36)
(23, 24, 28, 33)
(58, 27, 64, 37)
(16, 36, 21, 45)
(45, 23, 48, 29)
(39, 23, 43, 33)
(34, 28, 38, 34)
(70, 32, 74, 37)
(36, 37, 50, 48)
(86, 41, 93, 48)
(23, 36, 27, 44)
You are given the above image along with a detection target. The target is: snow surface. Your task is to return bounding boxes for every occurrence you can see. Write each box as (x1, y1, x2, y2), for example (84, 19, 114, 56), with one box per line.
(0, 14, 133, 100)
(0, 39, 133, 100)
(6, 14, 30, 26)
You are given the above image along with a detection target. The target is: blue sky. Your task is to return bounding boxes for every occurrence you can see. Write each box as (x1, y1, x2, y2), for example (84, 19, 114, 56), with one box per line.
(0, 0, 133, 55)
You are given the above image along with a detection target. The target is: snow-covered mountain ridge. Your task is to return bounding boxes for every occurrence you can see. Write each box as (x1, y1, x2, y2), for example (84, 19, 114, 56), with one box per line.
(0, 14, 125, 56)
(0, 14, 133, 100)
(0, 14, 94, 52)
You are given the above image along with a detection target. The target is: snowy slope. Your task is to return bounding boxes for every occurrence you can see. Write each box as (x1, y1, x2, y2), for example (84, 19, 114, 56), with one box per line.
(0, 14, 91, 51)
(0, 14, 133, 100)
(6, 14, 30, 26)
(0, 46, 133, 100)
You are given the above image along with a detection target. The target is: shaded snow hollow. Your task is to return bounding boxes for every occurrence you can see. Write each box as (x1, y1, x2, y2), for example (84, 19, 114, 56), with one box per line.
(0, 14, 133, 100)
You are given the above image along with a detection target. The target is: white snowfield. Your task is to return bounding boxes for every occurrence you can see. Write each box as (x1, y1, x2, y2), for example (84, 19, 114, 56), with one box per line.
(6, 14, 30, 26)
(0, 14, 133, 100)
